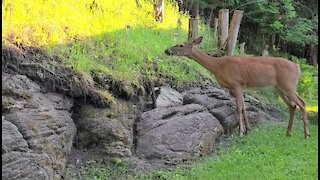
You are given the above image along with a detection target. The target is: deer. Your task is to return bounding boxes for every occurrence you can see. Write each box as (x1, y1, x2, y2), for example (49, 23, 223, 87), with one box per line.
(165, 37, 310, 139)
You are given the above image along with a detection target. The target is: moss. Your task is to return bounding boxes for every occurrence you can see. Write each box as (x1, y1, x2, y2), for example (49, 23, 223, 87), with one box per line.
(2, 96, 15, 109)
(44, 142, 53, 154)
(2, 88, 32, 99)
(68, 69, 94, 97)
(26, 119, 39, 133)
(36, 112, 53, 120)
(90, 89, 116, 108)
(23, 101, 39, 109)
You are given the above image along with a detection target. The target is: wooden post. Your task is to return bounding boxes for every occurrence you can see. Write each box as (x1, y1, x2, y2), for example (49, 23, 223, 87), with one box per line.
(154, 0, 164, 22)
(218, 9, 229, 50)
(213, 18, 218, 38)
(226, 10, 243, 56)
(188, 18, 198, 41)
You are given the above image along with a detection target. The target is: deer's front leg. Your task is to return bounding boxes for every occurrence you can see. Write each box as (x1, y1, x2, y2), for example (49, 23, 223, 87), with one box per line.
(242, 95, 250, 133)
(234, 87, 246, 136)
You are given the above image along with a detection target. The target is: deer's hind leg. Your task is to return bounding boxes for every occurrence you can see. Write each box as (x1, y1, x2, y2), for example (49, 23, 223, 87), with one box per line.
(277, 89, 296, 137)
(278, 89, 309, 139)
(289, 93, 309, 138)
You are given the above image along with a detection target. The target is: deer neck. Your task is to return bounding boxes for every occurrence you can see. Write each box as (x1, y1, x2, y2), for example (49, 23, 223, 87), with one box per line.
(188, 47, 221, 75)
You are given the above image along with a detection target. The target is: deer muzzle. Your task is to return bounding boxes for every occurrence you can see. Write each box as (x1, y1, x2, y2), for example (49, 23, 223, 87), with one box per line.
(165, 49, 173, 55)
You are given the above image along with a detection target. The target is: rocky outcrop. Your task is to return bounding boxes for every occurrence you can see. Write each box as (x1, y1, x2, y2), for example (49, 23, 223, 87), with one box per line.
(133, 85, 268, 163)
(135, 104, 224, 163)
(72, 103, 134, 157)
(2, 73, 76, 180)
(2, 44, 282, 178)
(183, 86, 263, 133)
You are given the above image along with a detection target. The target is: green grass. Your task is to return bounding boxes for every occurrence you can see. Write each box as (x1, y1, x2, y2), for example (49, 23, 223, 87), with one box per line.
(136, 121, 318, 180)
(3, 0, 217, 87)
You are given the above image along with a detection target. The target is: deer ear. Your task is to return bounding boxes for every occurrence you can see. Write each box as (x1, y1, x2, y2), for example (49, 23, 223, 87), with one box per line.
(192, 37, 203, 45)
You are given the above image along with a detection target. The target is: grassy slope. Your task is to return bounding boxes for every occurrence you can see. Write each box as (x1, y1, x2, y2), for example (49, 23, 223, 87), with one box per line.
(3, 0, 318, 179)
(2, 0, 217, 87)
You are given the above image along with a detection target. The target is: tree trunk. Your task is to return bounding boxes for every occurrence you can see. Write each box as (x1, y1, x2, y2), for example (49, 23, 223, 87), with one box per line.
(239, 42, 245, 55)
(218, 9, 229, 50)
(189, 0, 199, 18)
(154, 0, 164, 22)
(188, 18, 198, 41)
(270, 34, 275, 49)
(135, 0, 142, 8)
(309, 43, 318, 66)
(177, 0, 183, 12)
(226, 10, 243, 56)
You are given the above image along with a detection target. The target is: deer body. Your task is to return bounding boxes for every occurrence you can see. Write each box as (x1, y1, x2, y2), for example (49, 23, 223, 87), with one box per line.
(165, 37, 309, 138)
(192, 52, 299, 89)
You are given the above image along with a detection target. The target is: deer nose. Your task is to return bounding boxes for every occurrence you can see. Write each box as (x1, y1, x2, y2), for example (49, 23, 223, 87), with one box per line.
(165, 49, 171, 55)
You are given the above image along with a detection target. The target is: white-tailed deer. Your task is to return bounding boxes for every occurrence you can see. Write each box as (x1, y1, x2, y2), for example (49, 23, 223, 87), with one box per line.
(165, 37, 309, 139)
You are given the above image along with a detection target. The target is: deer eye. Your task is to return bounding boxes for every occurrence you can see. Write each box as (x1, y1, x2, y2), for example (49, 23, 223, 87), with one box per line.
(179, 44, 184, 47)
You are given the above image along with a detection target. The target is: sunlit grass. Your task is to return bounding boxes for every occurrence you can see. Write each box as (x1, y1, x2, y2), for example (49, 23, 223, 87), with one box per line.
(3, 0, 216, 85)
(2, 0, 189, 46)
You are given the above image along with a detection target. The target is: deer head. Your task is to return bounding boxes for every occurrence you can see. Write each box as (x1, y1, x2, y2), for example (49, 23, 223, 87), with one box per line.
(165, 37, 203, 56)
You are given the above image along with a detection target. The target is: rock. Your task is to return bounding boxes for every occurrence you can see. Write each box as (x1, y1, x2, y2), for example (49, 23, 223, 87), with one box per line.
(2, 152, 52, 180)
(183, 86, 262, 134)
(209, 106, 238, 134)
(135, 104, 224, 163)
(183, 87, 237, 133)
(2, 117, 29, 153)
(155, 86, 183, 108)
(2, 73, 76, 179)
(72, 104, 133, 157)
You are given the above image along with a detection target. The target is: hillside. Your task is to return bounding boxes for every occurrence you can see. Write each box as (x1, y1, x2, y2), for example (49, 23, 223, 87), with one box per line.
(2, 0, 318, 179)
(2, 0, 218, 88)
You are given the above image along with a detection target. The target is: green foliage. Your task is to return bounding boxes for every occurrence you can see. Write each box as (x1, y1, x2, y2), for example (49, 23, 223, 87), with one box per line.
(281, 17, 318, 45)
(216, 0, 318, 55)
(291, 56, 318, 103)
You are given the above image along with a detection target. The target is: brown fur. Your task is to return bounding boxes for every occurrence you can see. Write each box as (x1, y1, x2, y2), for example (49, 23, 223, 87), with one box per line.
(165, 37, 309, 139)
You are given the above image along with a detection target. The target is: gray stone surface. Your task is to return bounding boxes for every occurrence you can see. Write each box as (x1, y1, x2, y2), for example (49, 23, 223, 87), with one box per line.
(73, 104, 134, 157)
(136, 104, 224, 163)
(2, 73, 76, 180)
(155, 86, 183, 108)
(183, 86, 263, 134)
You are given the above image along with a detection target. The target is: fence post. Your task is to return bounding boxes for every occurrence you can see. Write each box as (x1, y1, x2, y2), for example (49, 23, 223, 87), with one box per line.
(226, 10, 244, 55)
(218, 9, 229, 50)
(188, 18, 198, 41)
